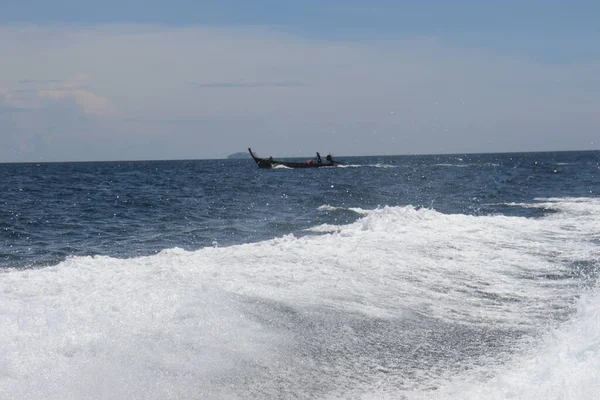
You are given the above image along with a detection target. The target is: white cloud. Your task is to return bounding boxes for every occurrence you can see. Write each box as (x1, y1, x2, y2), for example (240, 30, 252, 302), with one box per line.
(0, 24, 598, 162)
(37, 73, 116, 116)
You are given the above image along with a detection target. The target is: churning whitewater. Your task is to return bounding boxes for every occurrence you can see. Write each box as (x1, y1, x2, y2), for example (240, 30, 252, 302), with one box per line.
(1, 152, 599, 399)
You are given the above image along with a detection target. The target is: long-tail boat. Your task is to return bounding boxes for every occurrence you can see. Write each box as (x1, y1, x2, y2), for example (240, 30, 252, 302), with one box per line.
(248, 148, 341, 169)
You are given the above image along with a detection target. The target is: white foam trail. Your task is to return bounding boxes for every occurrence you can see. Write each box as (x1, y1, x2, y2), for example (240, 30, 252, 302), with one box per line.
(0, 255, 288, 399)
(1, 197, 599, 399)
(317, 204, 367, 214)
(335, 163, 363, 168)
(311, 204, 596, 326)
(432, 163, 500, 168)
(393, 283, 600, 400)
(432, 163, 469, 168)
(336, 163, 399, 168)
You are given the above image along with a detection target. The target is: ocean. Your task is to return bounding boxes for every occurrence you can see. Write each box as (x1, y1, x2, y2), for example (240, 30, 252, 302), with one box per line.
(1, 151, 599, 399)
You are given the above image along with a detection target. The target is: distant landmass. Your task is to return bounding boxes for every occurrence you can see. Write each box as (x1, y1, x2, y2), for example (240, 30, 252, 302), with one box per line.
(227, 152, 252, 159)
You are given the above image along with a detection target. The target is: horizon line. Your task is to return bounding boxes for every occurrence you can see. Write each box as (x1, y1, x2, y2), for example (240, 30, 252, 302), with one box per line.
(1, 148, 598, 165)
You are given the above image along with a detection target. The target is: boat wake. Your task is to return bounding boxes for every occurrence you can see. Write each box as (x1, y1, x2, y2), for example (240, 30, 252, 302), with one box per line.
(1, 198, 599, 399)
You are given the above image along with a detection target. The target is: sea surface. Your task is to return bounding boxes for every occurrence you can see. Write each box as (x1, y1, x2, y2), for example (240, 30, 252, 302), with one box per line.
(1, 151, 599, 399)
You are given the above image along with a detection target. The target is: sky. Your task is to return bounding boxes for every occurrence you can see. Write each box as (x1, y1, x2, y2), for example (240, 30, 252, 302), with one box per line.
(1, 1, 599, 162)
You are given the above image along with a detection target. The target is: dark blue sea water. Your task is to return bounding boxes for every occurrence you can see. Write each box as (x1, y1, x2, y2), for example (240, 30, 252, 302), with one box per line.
(4, 151, 597, 269)
(1, 151, 600, 399)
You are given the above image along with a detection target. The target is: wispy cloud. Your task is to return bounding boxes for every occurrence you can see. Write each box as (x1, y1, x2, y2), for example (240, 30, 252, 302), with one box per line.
(11, 73, 117, 117)
(38, 86, 115, 116)
(157, 118, 212, 125)
(12, 89, 38, 93)
(18, 79, 62, 84)
(0, 104, 34, 113)
(192, 81, 308, 89)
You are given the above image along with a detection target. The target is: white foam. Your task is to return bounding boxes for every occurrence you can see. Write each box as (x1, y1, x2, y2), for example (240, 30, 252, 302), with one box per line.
(1, 198, 599, 399)
(394, 284, 600, 400)
(336, 163, 399, 168)
(432, 163, 469, 168)
(0, 255, 288, 399)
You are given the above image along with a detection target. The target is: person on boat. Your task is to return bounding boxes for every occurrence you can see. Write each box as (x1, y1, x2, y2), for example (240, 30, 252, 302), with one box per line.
(268, 156, 273, 162)
(316, 152, 322, 163)
(326, 154, 333, 163)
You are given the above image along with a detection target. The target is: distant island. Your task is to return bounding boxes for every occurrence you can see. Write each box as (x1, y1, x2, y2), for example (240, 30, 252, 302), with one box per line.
(227, 152, 252, 159)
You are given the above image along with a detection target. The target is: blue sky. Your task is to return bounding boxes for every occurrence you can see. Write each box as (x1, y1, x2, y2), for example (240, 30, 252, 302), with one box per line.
(1, 1, 599, 161)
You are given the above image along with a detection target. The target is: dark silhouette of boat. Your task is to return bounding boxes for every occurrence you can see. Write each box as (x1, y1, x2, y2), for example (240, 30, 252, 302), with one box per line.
(248, 148, 341, 169)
